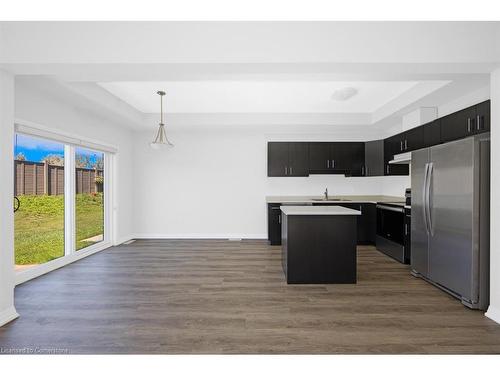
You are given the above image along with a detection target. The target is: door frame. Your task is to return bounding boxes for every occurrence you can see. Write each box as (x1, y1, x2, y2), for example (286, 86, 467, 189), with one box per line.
(13, 119, 117, 285)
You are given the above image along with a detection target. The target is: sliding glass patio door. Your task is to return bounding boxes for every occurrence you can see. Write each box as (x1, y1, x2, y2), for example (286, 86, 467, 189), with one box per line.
(75, 147, 105, 251)
(13, 132, 111, 274)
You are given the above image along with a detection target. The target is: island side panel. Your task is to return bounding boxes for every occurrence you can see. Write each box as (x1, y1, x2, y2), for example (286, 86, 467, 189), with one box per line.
(286, 215, 357, 284)
(281, 211, 288, 278)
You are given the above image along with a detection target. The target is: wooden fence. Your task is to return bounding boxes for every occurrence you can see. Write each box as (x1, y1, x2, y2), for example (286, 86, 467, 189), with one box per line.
(14, 160, 103, 196)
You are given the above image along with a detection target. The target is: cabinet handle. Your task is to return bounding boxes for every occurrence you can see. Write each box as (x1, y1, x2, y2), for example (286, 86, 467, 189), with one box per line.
(467, 118, 471, 133)
(327, 160, 330, 168)
(284, 166, 287, 175)
(405, 223, 408, 235)
(278, 214, 281, 224)
(404, 139, 408, 150)
(332, 159, 335, 168)
(400, 141, 403, 151)
(290, 166, 293, 175)
(386, 165, 389, 174)
(477, 115, 481, 131)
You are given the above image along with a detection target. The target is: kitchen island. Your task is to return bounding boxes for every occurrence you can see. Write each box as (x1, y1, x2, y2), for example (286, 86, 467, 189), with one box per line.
(281, 205, 361, 284)
(267, 195, 405, 246)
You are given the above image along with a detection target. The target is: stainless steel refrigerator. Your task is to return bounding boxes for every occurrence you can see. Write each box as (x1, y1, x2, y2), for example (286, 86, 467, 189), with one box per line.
(411, 134, 490, 310)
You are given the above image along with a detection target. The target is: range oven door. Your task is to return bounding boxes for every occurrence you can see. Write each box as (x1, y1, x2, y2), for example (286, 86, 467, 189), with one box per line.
(376, 204, 405, 245)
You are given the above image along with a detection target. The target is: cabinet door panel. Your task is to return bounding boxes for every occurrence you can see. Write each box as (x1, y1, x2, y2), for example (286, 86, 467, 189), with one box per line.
(384, 135, 409, 176)
(423, 120, 441, 147)
(405, 126, 424, 152)
(358, 203, 376, 244)
(339, 203, 376, 244)
(289, 142, 309, 176)
(475, 100, 490, 134)
(348, 142, 366, 176)
(309, 142, 332, 172)
(440, 107, 476, 143)
(365, 140, 384, 176)
(331, 142, 352, 172)
(267, 142, 289, 177)
(268, 204, 282, 245)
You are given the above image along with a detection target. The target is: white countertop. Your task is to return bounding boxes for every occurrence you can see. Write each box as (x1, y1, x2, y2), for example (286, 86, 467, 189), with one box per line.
(267, 195, 405, 204)
(280, 205, 361, 216)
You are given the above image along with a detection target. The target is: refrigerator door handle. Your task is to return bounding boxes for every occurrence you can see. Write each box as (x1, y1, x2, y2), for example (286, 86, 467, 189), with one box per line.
(422, 163, 429, 234)
(426, 162, 434, 236)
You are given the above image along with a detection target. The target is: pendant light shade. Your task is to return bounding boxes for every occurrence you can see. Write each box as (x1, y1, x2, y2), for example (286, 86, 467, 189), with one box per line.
(150, 90, 174, 149)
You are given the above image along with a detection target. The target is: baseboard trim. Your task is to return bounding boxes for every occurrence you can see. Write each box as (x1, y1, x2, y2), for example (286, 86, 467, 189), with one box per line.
(132, 233, 267, 240)
(115, 235, 134, 246)
(485, 305, 500, 324)
(0, 306, 19, 327)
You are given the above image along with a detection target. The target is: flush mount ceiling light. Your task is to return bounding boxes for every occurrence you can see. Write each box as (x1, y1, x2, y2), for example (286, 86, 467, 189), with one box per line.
(150, 90, 174, 149)
(331, 87, 358, 101)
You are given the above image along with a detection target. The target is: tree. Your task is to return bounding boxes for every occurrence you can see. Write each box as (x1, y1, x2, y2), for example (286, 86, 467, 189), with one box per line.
(94, 156, 104, 170)
(75, 154, 92, 168)
(76, 154, 104, 169)
(42, 154, 64, 166)
(15, 152, 26, 161)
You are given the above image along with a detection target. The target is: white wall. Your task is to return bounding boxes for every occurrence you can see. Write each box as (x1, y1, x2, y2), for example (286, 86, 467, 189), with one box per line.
(438, 85, 490, 117)
(0, 70, 18, 326)
(14, 78, 135, 244)
(486, 68, 500, 324)
(131, 84, 494, 240)
(132, 127, 409, 238)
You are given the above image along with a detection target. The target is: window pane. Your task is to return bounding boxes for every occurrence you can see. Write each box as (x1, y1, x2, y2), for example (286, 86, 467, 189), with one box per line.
(14, 134, 65, 271)
(75, 147, 104, 250)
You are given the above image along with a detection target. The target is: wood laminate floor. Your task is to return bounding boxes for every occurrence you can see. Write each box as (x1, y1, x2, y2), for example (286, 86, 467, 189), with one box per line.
(1, 239, 500, 354)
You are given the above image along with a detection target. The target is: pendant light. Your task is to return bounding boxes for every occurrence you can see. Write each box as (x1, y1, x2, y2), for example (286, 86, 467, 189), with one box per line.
(150, 90, 174, 149)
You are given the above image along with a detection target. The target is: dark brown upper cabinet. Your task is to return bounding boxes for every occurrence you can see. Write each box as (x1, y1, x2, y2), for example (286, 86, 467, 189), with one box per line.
(476, 100, 490, 133)
(364, 140, 384, 176)
(423, 119, 441, 147)
(440, 106, 477, 143)
(267, 142, 309, 177)
(309, 142, 364, 175)
(346, 142, 365, 177)
(288, 142, 309, 176)
(389, 126, 424, 154)
(308, 142, 332, 172)
(267, 100, 489, 178)
(404, 126, 424, 152)
(384, 135, 409, 176)
(440, 100, 491, 143)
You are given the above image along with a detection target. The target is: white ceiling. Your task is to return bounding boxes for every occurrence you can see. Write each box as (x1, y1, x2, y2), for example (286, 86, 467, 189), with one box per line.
(98, 81, 420, 114)
(3, 22, 498, 131)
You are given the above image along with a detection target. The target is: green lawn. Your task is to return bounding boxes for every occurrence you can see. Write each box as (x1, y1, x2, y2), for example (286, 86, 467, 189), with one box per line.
(14, 193, 104, 265)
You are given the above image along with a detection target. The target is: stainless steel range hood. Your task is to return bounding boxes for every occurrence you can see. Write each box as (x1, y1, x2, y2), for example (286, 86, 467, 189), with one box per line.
(389, 151, 411, 165)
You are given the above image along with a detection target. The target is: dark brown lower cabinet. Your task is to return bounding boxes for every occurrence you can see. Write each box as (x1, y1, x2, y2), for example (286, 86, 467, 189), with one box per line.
(339, 203, 376, 244)
(267, 204, 282, 245)
(269, 202, 376, 246)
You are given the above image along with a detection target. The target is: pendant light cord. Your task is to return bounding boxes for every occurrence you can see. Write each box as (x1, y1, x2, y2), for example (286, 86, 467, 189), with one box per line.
(160, 93, 163, 124)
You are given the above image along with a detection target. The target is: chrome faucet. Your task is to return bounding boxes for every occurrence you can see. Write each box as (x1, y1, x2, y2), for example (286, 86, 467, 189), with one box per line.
(324, 188, 328, 200)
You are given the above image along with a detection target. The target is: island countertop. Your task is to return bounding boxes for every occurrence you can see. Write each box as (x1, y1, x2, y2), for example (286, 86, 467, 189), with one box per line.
(280, 205, 361, 216)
